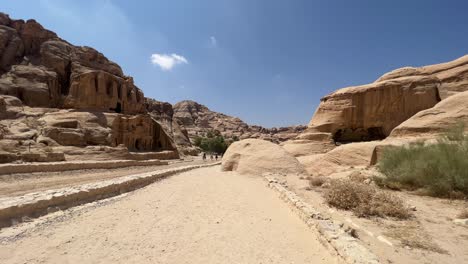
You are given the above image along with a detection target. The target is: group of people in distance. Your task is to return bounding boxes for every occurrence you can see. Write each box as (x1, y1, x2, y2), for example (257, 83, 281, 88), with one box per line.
(202, 152, 220, 161)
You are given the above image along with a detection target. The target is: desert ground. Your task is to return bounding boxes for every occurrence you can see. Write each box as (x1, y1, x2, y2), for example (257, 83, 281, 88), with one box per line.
(0, 158, 207, 197)
(0, 166, 340, 264)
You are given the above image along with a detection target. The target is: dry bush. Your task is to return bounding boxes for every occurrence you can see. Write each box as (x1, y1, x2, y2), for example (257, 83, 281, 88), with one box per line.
(458, 209, 468, 219)
(324, 180, 411, 219)
(309, 176, 327, 187)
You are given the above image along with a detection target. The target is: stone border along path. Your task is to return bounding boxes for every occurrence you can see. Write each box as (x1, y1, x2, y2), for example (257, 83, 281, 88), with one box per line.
(264, 175, 381, 264)
(0, 162, 221, 229)
(0, 159, 169, 176)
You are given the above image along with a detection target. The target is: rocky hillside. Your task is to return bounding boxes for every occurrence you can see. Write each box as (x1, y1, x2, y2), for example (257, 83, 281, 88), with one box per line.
(173, 100, 306, 143)
(145, 98, 197, 155)
(0, 13, 179, 163)
(282, 54, 468, 176)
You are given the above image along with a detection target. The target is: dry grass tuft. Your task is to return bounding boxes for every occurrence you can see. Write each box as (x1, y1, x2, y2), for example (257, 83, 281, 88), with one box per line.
(385, 224, 448, 254)
(457, 208, 468, 219)
(309, 176, 327, 187)
(324, 180, 411, 219)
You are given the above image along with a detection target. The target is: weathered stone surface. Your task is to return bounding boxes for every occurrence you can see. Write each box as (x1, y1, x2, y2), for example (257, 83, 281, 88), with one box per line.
(389, 90, 468, 138)
(0, 13, 180, 163)
(0, 25, 24, 71)
(0, 12, 145, 114)
(0, 65, 60, 107)
(222, 139, 306, 176)
(173, 100, 306, 143)
(111, 114, 176, 152)
(11, 18, 57, 56)
(145, 98, 173, 132)
(298, 141, 379, 176)
(283, 55, 468, 175)
(376, 55, 468, 99)
(308, 76, 440, 142)
(145, 98, 198, 155)
(64, 70, 145, 114)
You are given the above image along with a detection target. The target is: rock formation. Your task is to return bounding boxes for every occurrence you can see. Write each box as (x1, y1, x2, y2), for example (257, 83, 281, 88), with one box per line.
(0, 13, 178, 163)
(221, 139, 306, 176)
(389, 90, 468, 138)
(0, 12, 145, 114)
(281, 54, 468, 175)
(173, 100, 306, 143)
(145, 98, 197, 155)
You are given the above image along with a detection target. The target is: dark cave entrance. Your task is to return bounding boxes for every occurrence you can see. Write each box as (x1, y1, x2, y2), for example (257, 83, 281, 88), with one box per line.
(135, 139, 141, 151)
(115, 102, 122, 113)
(110, 103, 122, 113)
(333, 127, 386, 143)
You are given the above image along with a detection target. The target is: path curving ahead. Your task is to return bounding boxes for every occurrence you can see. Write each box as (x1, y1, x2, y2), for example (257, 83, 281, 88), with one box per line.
(0, 166, 340, 264)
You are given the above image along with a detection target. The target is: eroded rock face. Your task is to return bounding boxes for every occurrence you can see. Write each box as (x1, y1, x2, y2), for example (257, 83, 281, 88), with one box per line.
(173, 100, 306, 143)
(0, 12, 145, 114)
(0, 13, 178, 163)
(0, 102, 179, 163)
(0, 65, 60, 107)
(389, 90, 468, 138)
(111, 114, 176, 152)
(376, 55, 468, 99)
(308, 76, 440, 142)
(285, 54, 468, 175)
(221, 139, 306, 176)
(145, 98, 197, 155)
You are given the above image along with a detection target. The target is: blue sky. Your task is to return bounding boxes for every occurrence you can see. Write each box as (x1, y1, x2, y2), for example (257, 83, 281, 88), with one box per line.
(2, 0, 468, 127)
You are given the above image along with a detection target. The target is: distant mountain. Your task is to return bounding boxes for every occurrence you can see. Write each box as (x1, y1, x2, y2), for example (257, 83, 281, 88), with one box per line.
(173, 100, 306, 143)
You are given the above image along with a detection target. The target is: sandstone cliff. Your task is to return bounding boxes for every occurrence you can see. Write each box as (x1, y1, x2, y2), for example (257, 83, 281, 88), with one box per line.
(0, 13, 178, 163)
(145, 98, 197, 155)
(173, 100, 306, 143)
(282, 54, 468, 176)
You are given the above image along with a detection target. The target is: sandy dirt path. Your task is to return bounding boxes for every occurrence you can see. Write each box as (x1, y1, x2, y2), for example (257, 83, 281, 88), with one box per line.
(0, 166, 339, 264)
(0, 159, 214, 197)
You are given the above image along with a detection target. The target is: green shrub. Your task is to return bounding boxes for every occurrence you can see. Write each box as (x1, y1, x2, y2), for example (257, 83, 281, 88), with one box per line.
(377, 125, 468, 198)
(192, 131, 231, 154)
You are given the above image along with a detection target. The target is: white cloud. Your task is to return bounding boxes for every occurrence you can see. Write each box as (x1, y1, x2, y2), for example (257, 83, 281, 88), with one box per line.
(150, 53, 188, 71)
(210, 36, 217, 47)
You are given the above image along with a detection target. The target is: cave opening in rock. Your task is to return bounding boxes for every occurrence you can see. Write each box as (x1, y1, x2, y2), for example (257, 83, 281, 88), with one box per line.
(135, 139, 141, 151)
(333, 127, 386, 143)
(115, 102, 122, 113)
(94, 77, 99, 93)
(61, 61, 71, 95)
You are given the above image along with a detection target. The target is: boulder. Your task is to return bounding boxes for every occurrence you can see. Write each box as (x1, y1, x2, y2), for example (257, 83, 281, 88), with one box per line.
(0, 25, 24, 71)
(297, 141, 379, 176)
(0, 65, 60, 107)
(389, 90, 468, 138)
(221, 139, 306, 176)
